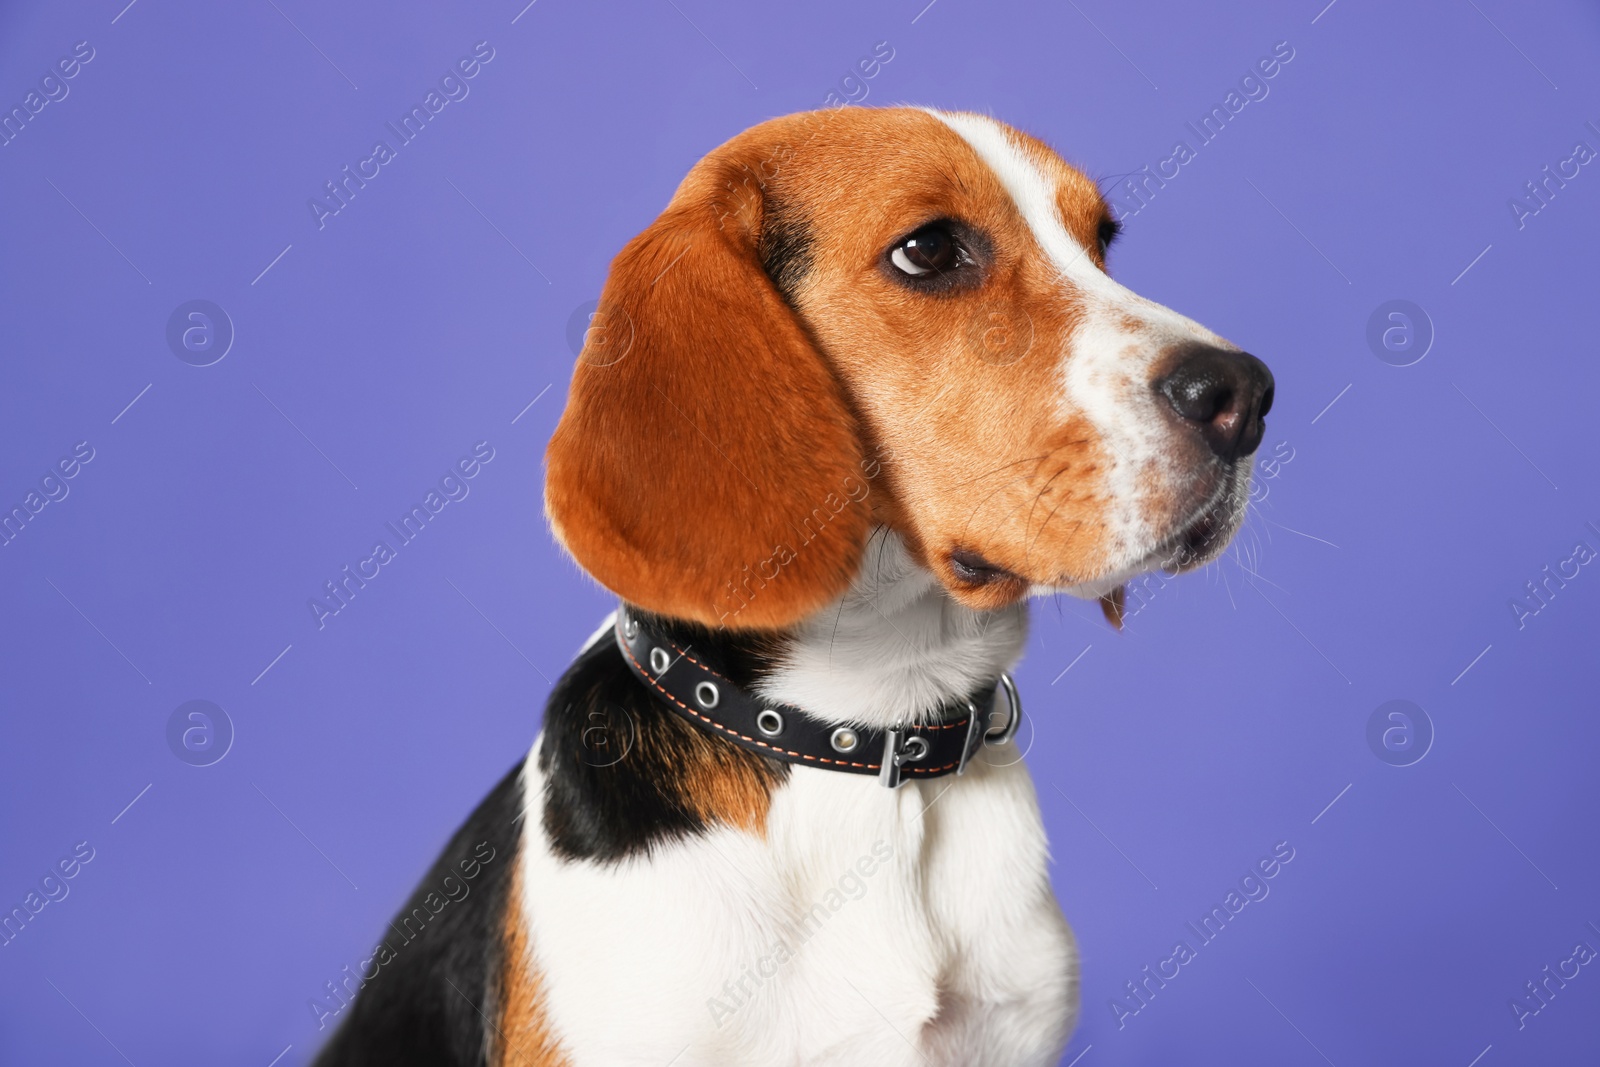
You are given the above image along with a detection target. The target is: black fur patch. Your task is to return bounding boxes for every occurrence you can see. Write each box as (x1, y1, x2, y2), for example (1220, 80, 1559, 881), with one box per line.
(758, 202, 813, 305)
(311, 764, 524, 1067)
(312, 613, 787, 1061)
(538, 611, 787, 863)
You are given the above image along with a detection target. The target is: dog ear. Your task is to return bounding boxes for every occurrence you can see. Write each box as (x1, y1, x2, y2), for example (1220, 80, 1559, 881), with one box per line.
(546, 138, 871, 630)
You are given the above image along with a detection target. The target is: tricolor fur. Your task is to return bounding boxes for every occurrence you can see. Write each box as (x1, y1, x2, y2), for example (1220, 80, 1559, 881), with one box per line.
(314, 105, 1271, 1065)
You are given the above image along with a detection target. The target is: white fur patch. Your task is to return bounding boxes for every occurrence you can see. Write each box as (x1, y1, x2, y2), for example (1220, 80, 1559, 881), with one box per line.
(926, 109, 1232, 584)
(495, 112, 1271, 1062)
(516, 724, 1076, 1064)
(512, 531, 1077, 1062)
(576, 609, 618, 655)
(757, 531, 1027, 729)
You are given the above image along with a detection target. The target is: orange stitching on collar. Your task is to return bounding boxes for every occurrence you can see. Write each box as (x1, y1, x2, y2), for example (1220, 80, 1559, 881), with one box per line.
(619, 638, 882, 771)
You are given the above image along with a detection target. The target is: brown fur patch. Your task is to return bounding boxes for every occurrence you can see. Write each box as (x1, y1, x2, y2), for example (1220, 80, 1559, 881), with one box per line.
(618, 623, 788, 831)
(762, 109, 1121, 599)
(656, 692, 785, 833)
(494, 862, 568, 1067)
(545, 117, 873, 631)
(547, 106, 1146, 622)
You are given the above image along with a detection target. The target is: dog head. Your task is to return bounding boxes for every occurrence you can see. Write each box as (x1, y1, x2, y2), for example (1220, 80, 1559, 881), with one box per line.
(546, 107, 1273, 629)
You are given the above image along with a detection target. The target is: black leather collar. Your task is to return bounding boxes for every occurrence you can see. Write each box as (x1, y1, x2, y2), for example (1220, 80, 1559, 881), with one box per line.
(614, 607, 1021, 788)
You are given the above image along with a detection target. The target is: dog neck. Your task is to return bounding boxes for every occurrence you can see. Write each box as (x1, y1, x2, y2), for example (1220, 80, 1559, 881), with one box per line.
(752, 529, 1028, 730)
(607, 531, 1028, 733)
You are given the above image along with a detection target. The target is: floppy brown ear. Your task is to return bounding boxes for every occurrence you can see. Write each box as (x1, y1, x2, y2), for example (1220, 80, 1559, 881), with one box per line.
(545, 136, 870, 630)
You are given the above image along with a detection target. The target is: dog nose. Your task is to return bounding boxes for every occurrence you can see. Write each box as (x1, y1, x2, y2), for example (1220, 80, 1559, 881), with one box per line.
(1156, 345, 1275, 461)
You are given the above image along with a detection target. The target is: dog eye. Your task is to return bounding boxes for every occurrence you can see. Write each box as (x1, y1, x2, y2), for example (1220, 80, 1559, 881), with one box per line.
(890, 224, 962, 277)
(1097, 217, 1122, 257)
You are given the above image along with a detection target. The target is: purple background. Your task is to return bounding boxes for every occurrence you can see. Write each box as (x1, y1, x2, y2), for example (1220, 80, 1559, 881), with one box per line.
(3, 0, 1598, 1063)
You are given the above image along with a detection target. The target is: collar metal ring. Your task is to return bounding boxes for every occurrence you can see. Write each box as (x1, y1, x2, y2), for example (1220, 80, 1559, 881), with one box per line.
(983, 672, 1022, 747)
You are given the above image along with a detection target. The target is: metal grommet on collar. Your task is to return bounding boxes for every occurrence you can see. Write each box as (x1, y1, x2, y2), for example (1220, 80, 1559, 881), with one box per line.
(615, 610, 1023, 786)
(830, 727, 860, 754)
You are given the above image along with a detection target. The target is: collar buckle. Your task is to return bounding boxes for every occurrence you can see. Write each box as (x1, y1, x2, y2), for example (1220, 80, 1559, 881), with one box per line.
(956, 699, 983, 777)
(616, 606, 1022, 786)
(877, 728, 931, 789)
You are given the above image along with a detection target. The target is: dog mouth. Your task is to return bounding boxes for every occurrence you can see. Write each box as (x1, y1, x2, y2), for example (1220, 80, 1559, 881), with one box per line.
(1088, 467, 1248, 628)
(1163, 501, 1234, 572)
(1105, 462, 1250, 584)
(1154, 463, 1250, 574)
(944, 459, 1253, 621)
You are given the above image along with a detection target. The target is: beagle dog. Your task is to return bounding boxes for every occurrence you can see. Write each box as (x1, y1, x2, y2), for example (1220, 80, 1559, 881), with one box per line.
(312, 106, 1272, 1066)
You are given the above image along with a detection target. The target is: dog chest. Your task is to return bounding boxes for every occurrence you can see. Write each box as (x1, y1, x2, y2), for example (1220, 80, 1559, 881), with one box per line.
(516, 743, 1074, 1064)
